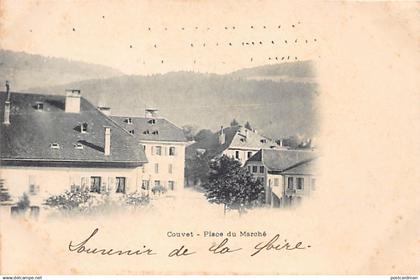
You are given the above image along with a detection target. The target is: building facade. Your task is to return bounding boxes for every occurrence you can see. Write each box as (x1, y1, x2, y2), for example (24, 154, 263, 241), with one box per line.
(0, 84, 148, 210)
(111, 109, 187, 194)
(245, 149, 318, 207)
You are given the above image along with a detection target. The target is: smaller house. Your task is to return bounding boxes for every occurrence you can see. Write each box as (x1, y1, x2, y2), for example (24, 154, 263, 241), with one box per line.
(245, 149, 318, 207)
(187, 125, 281, 166)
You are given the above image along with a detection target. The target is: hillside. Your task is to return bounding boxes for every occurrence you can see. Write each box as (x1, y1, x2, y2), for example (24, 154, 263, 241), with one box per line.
(0, 49, 123, 90)
(27, 63, 319, 139)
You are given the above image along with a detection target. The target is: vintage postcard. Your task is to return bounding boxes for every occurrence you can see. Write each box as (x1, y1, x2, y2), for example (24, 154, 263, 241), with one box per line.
(0, 0, 418, 276)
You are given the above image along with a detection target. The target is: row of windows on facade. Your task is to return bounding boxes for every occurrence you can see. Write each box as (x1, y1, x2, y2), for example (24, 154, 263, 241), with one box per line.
(234, 150, 259, 160)
(50, 143, 84, 149)
(247, 165, 265, 174)
(124, 118, 156, 125)
(143, 163, 175, 174)
(141, 180, 175, 191)
(144, 145, 177, 156)
(71, 177, 176, 194)
(270, 177, 316, 191)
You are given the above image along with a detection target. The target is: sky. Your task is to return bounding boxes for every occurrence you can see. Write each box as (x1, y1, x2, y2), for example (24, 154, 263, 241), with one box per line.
(0, 0, 322, 75)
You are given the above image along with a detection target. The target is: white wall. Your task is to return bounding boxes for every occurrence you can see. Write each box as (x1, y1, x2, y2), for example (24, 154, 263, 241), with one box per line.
(141, 142, 186, 192)
(0, 165, 143, 205)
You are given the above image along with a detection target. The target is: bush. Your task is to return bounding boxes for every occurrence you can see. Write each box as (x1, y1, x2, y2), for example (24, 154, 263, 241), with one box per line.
(151, 185, 167, 195)
(124, 192, 150, 207)
(45, 189, 92, 212)
(17, 193, 30, 210)
(45, 189, 150, 215)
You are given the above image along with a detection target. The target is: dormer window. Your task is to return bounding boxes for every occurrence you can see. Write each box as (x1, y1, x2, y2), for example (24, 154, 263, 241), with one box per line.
(81, 122, 88, 133)
(125, 118, 133, 124)
(143, 130, 150, 135)
(35, 102, 44, 111)
(129, 129, 135, 135)
(74, 143, 83, 149)
(240, 137, 246, 142)
(260, 139, 267, 143)
(148, 119, 156, 124)
(50, 143, 60, 149)
(152, 130, 159, 135)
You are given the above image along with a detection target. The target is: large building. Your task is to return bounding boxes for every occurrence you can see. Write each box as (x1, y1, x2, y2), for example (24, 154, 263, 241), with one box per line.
(245, 149, 318, 207)
(188, 125, 281, 165)
(111, 109, 188, 194)
(0, 84, 148, 209)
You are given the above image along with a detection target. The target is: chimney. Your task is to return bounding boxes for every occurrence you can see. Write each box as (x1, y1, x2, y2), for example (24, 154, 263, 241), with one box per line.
(104, 126, 111, 156)
(65, 89, 81, 113)
(3, 81, 10, 125)
(219, 126, 225, 145)
(145, 108, 158, 118)
(98, 106, 111, 116)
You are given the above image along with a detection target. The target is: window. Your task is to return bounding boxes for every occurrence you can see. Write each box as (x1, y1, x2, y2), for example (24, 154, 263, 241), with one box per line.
(81, 122, 88, 133)
(148, 119, 156, 124)
(154, 163, 159, 173)
(235, 151, 240, 159)
(168, 164, 173, 174)
(260, 139, 267, 143)
(168, 181, 175, 191)
(247, 166, 251, 172)
(247, 151, 252, 158)
(169, 147, 176, 156)
(116, 177, 126, 193)
(35, 102, 44, 111)
(287, 177, 294, 189)
(154, 180, 160, 187)
(142, 145, 146, 151)
(74, 143, 83, 149)
(90, 176, 101, 193)
(296, 178, 304, 190)
(143, 130, 150, 134)
(50, 143, 60, 149)
(125, 118, 132, 124)
(29, 184, 39, 195)
(155, 146, 162, 155)
(260, 166, 265, 173)
(252, 166, 258, 173)
(142, 180, 150, 190)
(152, 130, 159, 135)
(129, 129, 135, 135)
(274, 178, 279, 187)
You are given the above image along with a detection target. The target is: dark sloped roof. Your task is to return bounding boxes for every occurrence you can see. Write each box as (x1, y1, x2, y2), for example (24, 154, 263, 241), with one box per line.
(281, 158, 317, 175)
(214, 126, 278, 154)
(0, 91, 147, 166)
(246, 148, 316, 172)
(111, 116, 187, 143)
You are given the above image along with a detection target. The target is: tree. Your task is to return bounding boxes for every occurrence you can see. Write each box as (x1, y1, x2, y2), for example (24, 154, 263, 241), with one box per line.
(0, 179, 11, 204)
(185, 152, 211, 186)
(182, 125, 198, 141)
(202, 155, 264, 214)
(244, 121, 252, 130)
(230, 118, 239, 127)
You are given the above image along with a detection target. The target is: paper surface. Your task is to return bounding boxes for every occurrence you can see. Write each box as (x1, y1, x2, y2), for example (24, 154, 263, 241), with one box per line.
(0, 0, 419, 275)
